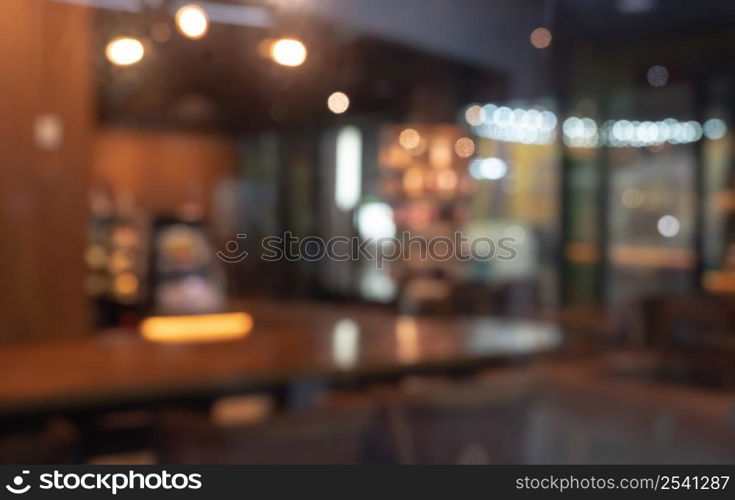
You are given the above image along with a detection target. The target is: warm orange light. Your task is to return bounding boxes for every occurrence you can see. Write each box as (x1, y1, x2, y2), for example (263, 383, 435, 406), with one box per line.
(108, 252, 133, 273)
(175, 4, 209, 40)
(140, 312, 253, 344)
(106, 37, 144, 66)
(429, 137, 452, 169)
(399, 128, 421, 149)
(435, 168, 458, 191)
(454, 137, 475, 158)
(396, 316, 419, 363)
(270, 38, 307, 67)
(114, 272, 139, 296)
(403, 166, 424, 197)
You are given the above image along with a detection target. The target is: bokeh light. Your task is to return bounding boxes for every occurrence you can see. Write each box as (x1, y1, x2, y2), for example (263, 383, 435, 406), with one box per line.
(114, 272, 139, 296)
(175, 4, 209, 40)
(105, 37, 145, 66)
(563, 116, 599, 147)
(429, 137, 452, 169)
(530, 27, 552, 49)
(403, 167, 425, 196)
(657, 215, 680, 238)
(435, 168, 458, 191)
(621, 187, 645, 209)
(327, 91, 350, 114)
(454, 137, 476, 158)
(703, 118, 727, 140)
(469, 157, 507, 180)
(270, 38, 307, 67)
(399, 128, 421, 150)
(331, 319, 359, 369)
(335, 126, 362, 211)
(357, 202, 396, 240)
(470, 103, 557, 145)
(647, 65, 669, 87)
(464, 105, 485, 126)
(564, 117, 707, 148)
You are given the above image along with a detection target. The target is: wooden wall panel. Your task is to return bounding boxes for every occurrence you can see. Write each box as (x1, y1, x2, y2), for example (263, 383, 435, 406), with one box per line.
(0, 1, 92, 343)
(91, 128, 237, 218)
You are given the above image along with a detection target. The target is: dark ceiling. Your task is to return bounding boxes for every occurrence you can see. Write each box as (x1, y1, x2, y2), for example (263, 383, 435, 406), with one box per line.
(556, 0, 735, 47)
(95, 1, 503, 131)
(92, 0, 735, 131)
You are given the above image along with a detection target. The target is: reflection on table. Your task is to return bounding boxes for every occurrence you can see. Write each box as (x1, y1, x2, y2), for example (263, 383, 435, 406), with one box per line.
(0, 299, 562, 417)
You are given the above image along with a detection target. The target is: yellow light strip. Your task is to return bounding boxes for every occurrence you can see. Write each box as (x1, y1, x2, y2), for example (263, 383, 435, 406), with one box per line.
(140, 312, 253, 344)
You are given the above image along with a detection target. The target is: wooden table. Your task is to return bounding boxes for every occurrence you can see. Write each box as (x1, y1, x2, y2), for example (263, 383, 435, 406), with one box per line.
(0, 300, 562, 418)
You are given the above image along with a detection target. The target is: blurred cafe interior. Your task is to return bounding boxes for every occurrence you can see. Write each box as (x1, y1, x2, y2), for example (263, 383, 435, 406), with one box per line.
(2, 0, 735, 464)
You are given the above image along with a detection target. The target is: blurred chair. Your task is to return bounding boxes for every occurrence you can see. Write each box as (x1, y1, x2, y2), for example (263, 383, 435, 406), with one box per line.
(451, 282, 503, 315)
(526, 372, 735, 463)
(154, 405, 393, 464)
(452, 280, 540, 317)
(631, 293, 735, 386)
(74, 409, 156, 463)
(539, 306, 613, 355)
(0, 419, 77, 464)
(381, 368, 540, 464)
